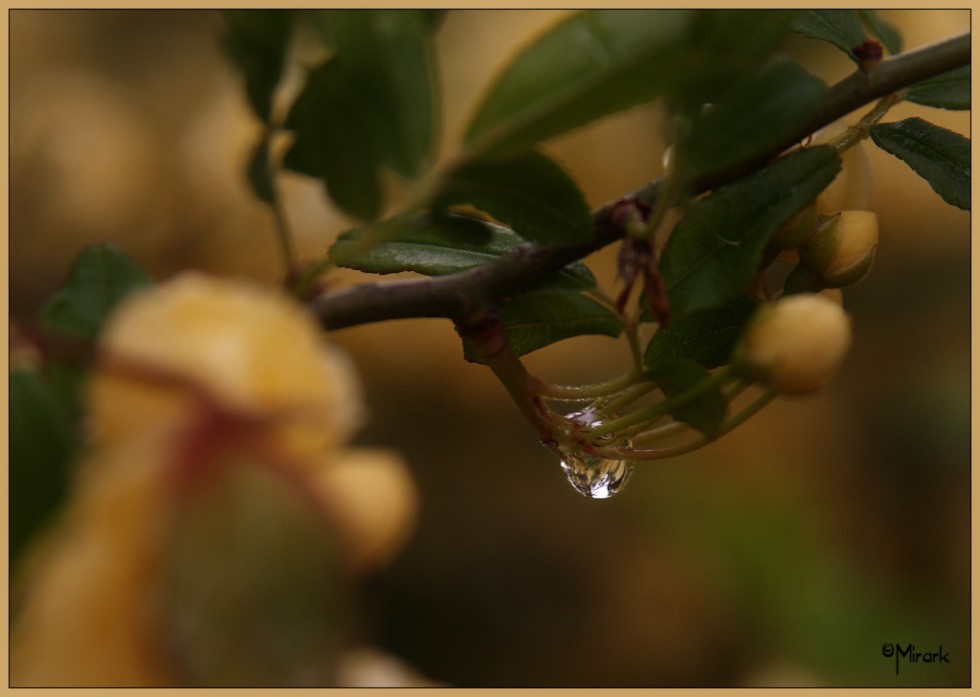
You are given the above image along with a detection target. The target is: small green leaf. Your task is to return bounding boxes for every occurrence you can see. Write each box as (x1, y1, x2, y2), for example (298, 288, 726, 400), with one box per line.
(284, 57, 386, 221)
(465, 10, 798, 156)
(42, 244, 153, 342)
(644, 294, 758, 370)
(905, 66, 970, 111)
(331, 214, 596, 290)
(221, 10, 294, 122)
(312, 10, 439, 179)
(791, 10, 867, 61)
(10, 368, 77, 565)
(684, 58, 826, 177)
(870, 118, 970, 211)
(858, 10, 903, 55)
(434, 151, 594, 245)
(285, 10, 441, 219)
(646, 359, 727, 437)
(659, 146, 841, 315)
(464, 9, 695, 155)
(463, 290, 622, 362)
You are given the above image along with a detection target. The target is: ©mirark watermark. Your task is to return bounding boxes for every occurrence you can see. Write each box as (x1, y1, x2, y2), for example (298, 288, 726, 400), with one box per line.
(881, 643, 950, 675)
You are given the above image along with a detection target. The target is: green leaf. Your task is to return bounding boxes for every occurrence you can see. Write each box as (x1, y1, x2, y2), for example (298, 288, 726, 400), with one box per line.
(221, 10, 294, 122)
(285, 10, 440, 219)
(870, 118, 970, 211)
(659, 146, 841, 315)
(463, 289, 622, 362)
(465, 9, 694, 153)
(905, 66, 970, 111)
(644, 294, 758, 370)
(791, 10, 867, 61)
(434, 151, 594, 245)
(465, 10, 798, 155)
(331, 214, 596, 290)
(858, 10, 903, 55)
(684, 58, 826, 177)
(10, 368, 77, 565)
(313, 10, 439, 179)
(646, 359, 727, 437)
(42, 244, 153, 342)
(285, 58, 384, 221)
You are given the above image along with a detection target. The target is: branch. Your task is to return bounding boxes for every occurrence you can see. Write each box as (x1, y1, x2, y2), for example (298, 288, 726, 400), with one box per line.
(312, 31, 970, 332)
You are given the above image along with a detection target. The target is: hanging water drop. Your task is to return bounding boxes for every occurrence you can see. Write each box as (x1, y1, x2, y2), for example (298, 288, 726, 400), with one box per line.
(559, 452, 634, 500)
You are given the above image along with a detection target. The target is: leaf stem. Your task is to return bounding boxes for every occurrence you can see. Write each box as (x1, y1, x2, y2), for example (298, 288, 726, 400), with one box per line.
(611, 387, 775, 461)
(588, 366, 735, 439)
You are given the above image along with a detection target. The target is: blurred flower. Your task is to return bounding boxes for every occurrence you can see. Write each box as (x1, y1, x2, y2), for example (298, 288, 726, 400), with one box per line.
(11, 273, 419, 686)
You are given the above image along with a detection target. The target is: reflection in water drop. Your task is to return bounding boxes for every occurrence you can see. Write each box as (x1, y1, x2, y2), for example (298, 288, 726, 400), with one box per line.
(559, 453, 634, 499)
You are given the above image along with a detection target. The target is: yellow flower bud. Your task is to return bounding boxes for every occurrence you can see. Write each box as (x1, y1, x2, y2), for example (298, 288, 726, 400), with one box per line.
(12, 273, 417, 686)
(734, 293, 852, 395)
(800, 211, 878, 287)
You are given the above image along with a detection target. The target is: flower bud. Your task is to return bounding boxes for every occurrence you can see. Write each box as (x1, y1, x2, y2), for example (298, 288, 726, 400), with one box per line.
(799, 211, 878, 287)
(734, 293, 852, 395)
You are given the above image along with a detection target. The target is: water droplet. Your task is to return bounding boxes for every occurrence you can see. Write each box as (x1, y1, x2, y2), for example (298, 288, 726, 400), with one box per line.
(559, 453, 634, 500)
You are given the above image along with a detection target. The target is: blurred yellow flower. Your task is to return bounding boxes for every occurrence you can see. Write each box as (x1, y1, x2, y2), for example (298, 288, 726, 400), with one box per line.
(11, 273, 418, 687)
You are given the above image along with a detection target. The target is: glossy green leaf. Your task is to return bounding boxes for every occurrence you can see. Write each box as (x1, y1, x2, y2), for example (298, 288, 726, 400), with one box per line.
(463, 9, 695, 155)
(434, 151, 594, 245)
(42, 244, 153, 342)
(286, 10, 440, 219)
(644, 294, 758, 370)
(790, 10, 867, 61)
(647, 359, 727, 437)
(870, 118, 970, 211)
(331, 214, 596, 290)
(463, 289, 622, 362)
(10, 369, 77, 565)
(905, 66, 970, 111)
(221, 10, 294, 122)
(684, 58, 826, 177)
(858, 10, 903, 55)
(659, 146, 841, 315)
(465, 10, 799, 155)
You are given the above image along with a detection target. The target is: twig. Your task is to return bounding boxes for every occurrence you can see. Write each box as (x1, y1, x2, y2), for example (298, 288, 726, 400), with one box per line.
(311, 31, 970, 332)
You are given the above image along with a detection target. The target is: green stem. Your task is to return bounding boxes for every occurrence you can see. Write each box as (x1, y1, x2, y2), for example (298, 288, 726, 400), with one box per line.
(589, 366, 735, 439)
(538, 370, 637, 400)
(614, 388, 776, 461)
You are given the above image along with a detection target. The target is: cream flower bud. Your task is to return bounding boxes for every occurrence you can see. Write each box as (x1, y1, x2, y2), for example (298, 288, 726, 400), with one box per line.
(800, 211, 878, 287)
(734, 293, 852, 395)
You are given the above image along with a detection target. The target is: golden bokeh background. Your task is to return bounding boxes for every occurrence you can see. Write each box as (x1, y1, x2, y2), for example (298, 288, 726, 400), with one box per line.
(9, 10, 970, 687)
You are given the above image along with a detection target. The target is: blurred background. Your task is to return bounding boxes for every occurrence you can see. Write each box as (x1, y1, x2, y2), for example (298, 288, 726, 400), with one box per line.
(9, 10, 970, 687)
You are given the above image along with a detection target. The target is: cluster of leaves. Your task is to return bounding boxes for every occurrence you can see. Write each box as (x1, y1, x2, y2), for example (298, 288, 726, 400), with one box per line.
(224, 9, 967, 361)
(12, 10, 969, 554)
(11, 246, 152, 564)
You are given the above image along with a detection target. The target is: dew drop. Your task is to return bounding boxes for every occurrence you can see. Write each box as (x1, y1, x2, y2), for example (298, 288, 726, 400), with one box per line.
(559, 452, 634, 500)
